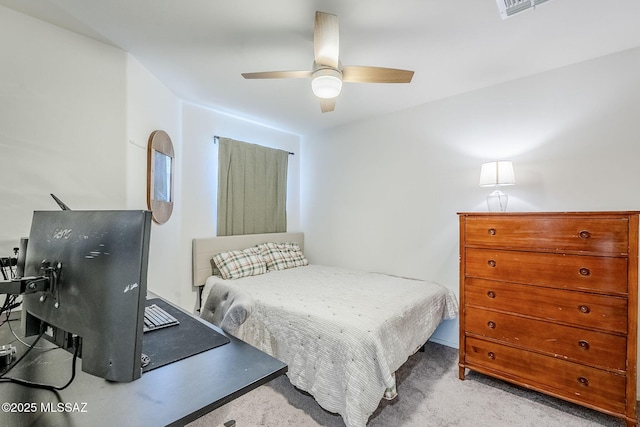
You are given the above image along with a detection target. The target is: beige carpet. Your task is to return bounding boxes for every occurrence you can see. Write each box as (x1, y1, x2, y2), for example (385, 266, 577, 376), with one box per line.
(188, 342, 631, 427)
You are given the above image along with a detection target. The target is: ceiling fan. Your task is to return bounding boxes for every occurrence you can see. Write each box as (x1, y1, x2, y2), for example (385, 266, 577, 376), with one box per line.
(241, 11, 414, 113)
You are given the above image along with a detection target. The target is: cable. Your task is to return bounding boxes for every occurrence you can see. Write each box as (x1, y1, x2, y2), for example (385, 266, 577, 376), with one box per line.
(7, 315, 50, 350)
(0, 329, 46, 377)
(0, 295, 19, 326)
(0, 331, 80, 391)
(1, 298, 47, 349)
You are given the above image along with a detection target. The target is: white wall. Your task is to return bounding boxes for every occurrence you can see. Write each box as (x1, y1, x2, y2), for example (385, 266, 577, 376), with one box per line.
(181, 103, 301, 243)
(125, 56, 185, 307)
(301, 47, 640, 348)
(0, 6, 127, 251)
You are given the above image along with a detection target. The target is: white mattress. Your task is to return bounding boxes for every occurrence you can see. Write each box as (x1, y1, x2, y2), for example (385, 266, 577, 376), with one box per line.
(201, 265, 458, 427)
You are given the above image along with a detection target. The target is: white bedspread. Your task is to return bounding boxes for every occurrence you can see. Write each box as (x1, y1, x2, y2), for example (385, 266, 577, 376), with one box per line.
(201, 265, 458, 427)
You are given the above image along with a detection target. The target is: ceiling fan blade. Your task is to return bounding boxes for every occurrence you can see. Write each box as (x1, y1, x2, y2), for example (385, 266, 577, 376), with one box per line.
(242, 71, 312, 79)
(314, 11, 339, 68)
(342, 66, 414, 83)
(320, 98, 336, 113)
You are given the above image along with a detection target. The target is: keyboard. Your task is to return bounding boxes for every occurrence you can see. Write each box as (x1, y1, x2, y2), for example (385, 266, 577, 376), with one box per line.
(143, 304, 179, 333)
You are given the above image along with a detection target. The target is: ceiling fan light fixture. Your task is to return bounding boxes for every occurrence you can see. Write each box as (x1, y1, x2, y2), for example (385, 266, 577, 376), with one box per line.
(311, 68, 342, 99)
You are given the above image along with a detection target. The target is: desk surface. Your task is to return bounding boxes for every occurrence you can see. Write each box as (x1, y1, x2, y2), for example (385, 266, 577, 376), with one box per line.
(0, 298, 287, 427)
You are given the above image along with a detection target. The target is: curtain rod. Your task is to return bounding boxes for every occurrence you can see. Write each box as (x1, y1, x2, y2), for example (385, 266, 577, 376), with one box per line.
(213, 136, 294, 155)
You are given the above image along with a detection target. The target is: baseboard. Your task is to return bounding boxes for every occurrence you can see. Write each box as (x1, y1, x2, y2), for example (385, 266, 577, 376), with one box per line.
(428, 336, 458, 349)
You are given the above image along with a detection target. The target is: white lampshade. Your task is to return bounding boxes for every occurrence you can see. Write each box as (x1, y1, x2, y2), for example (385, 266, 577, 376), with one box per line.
(311, 68, 343, 99)
(479, 161, 516, 187)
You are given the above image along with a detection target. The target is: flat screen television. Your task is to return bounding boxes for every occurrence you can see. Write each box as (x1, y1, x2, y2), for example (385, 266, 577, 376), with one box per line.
(21, 210, 152, 382)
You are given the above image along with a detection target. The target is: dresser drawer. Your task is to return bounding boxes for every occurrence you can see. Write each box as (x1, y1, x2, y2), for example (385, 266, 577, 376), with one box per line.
(464, 337, 627, 413)
(465, 307, 627, 371)
(465, 248, 628, 294)
(465, 278, 628, 334)
(463, 216, 629, 255)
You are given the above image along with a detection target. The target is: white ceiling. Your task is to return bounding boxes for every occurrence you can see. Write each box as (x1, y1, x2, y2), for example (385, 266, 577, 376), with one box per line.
(2, 0, 640, 136)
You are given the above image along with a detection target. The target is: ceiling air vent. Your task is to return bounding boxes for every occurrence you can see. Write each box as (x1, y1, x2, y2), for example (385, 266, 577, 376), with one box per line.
(496, 0, 552, 19)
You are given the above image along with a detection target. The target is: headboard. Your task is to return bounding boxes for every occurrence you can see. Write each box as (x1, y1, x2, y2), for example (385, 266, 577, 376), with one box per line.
(192, 232, 305, 287)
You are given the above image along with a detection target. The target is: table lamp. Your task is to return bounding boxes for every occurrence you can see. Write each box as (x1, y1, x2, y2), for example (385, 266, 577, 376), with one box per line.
(479, 161, 515, 211)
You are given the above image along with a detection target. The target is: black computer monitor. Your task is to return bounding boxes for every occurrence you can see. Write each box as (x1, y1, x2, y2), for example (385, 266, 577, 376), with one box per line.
(21, 210, 152, 382)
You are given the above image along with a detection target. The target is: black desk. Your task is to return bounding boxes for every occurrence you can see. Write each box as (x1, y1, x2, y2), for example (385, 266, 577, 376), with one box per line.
(0, 299, 287, 426)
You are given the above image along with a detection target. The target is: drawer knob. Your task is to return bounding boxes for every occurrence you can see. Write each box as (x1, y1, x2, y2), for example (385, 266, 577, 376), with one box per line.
(579, 230, 591, 239)
(487, 321, 496, 329)
(578, 377, 589, 387)
(487, 352, 495, 360)
(487, 260, 497, 268)
(487, 291, 496, 299)
(579, 305, 591, 314)
(579, 267, 591, 276)
(488, 228, 496, 236)
(578, 340, 590, 350)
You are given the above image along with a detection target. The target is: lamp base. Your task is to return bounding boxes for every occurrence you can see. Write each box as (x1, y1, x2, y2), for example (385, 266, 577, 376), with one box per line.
(487, 188, 508, 212)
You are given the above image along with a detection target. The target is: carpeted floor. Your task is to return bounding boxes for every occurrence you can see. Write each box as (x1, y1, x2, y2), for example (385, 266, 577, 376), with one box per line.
(188, 341, 632, 427)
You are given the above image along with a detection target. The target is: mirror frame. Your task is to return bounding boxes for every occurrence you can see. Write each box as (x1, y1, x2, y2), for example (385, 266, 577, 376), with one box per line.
(147, 130, 174, 224)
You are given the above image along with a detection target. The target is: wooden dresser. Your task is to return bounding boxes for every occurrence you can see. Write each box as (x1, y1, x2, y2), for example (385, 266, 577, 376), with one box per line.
(458, 212, 639, 426)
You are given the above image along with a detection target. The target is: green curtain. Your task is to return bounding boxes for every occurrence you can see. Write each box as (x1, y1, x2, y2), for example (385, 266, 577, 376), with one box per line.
(217, 137, 288, 236)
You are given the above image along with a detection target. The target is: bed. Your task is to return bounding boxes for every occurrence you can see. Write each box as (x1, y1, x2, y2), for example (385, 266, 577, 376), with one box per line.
(193, 232, 458, 427)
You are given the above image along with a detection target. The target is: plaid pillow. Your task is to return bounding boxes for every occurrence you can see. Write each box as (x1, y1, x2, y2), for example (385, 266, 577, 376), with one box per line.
(212, 247, 267, 280)
(258, 242, 309, 271)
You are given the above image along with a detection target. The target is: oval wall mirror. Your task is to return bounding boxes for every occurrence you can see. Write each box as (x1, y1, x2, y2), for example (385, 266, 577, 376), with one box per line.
(147, 130, 174, 224)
